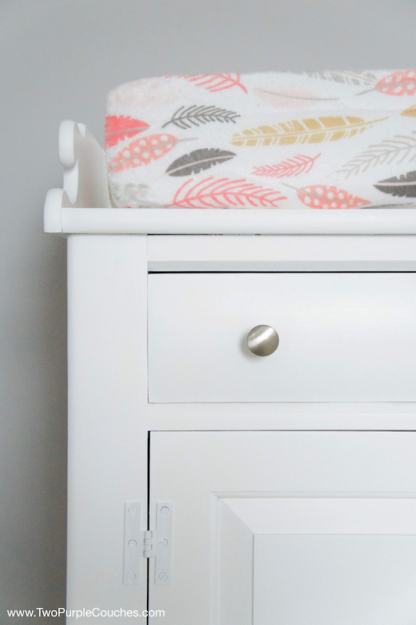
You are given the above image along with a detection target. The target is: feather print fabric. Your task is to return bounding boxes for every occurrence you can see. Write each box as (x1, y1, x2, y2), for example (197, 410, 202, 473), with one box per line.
(106, 71, 416, 208)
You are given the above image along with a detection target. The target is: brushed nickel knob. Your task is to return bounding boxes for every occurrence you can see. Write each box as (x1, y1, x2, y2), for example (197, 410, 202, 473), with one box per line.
(247, 325, 279, 357)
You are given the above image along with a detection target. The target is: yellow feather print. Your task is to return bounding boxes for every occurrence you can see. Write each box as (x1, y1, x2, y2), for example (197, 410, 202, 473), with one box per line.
(231, 115, 388, 147)
(402, 105, 416, 118)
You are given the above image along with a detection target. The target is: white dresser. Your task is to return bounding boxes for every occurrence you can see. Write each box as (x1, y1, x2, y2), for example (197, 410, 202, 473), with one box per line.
(45, 121, 416, 624)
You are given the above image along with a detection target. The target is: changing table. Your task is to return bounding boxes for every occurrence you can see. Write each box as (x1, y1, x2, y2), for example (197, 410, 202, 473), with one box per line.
(45, 120, 416, 624)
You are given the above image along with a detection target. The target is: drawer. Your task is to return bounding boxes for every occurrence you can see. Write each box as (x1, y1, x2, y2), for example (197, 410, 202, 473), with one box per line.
(148, 273, 416, 403)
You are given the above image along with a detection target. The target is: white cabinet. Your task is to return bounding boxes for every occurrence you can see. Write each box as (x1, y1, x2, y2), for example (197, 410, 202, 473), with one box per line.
(45, 123, 416, 624)
(150, 432, 416, 625)
(62, 234, 416, 625)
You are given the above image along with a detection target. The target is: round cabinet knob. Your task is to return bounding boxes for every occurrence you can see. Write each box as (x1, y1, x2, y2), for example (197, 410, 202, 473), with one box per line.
(247, 325, 279, 357)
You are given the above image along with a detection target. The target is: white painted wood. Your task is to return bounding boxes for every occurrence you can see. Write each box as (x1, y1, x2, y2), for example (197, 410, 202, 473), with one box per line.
(149, 272, 416, 403)
(67, 235, 148, 621)
(60, 120, 109, 209)
(222, 497, 416, 624)
(150, 431, 416, 625)
(218, 500, 253, 625)
(147, 402, 416, 431)
(44, 188, 73, 233)
(223, 496, 416, 535)
(254, 535, 416, 625)
(147, 403, 416, 431)
(44, 120, 109, 232)
(148, 235, 416, 272)
(60, 207, 416, 234)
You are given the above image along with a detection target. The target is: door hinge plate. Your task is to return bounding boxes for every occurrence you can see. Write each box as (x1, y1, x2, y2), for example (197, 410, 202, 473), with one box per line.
(123, 501, 173, 586)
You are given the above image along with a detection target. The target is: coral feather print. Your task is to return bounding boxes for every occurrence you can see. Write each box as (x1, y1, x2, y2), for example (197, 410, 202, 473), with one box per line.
(104, 116, 149, 148)
(105, 70, 416, 208)
(284, 183, 371, 209)
(357, 70, 416, 96)
(252, 154, 321, 178)
(169, 178, 287, 208)
(171, 73, 248, 93)
(108, 134, 196, 172)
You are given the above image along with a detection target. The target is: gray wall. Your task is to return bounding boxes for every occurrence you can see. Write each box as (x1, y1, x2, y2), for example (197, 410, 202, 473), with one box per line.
(1, 0, 415, 617)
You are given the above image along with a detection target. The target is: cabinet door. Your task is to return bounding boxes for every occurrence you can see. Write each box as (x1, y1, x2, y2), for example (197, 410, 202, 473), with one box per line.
(149, 432, 416, 625)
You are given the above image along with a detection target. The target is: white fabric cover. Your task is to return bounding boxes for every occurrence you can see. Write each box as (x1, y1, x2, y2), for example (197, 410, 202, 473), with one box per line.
(106, 71, 416, 209)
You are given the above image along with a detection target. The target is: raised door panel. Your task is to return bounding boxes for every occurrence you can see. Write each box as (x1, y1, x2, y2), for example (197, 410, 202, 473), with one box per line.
(149, 432, 416, 624)
(254, 535, 416, 624)
(148, 273, 416, 403)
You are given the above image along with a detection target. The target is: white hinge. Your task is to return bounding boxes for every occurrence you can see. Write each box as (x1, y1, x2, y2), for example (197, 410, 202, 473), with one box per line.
(123, 501, 173, 586)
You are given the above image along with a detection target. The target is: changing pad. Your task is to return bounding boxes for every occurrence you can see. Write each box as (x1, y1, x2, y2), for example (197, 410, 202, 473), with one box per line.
(105, 71, 416, 209)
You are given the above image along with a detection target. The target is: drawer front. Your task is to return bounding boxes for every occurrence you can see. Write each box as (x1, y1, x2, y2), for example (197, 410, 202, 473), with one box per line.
(148, 273, 416, 403)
